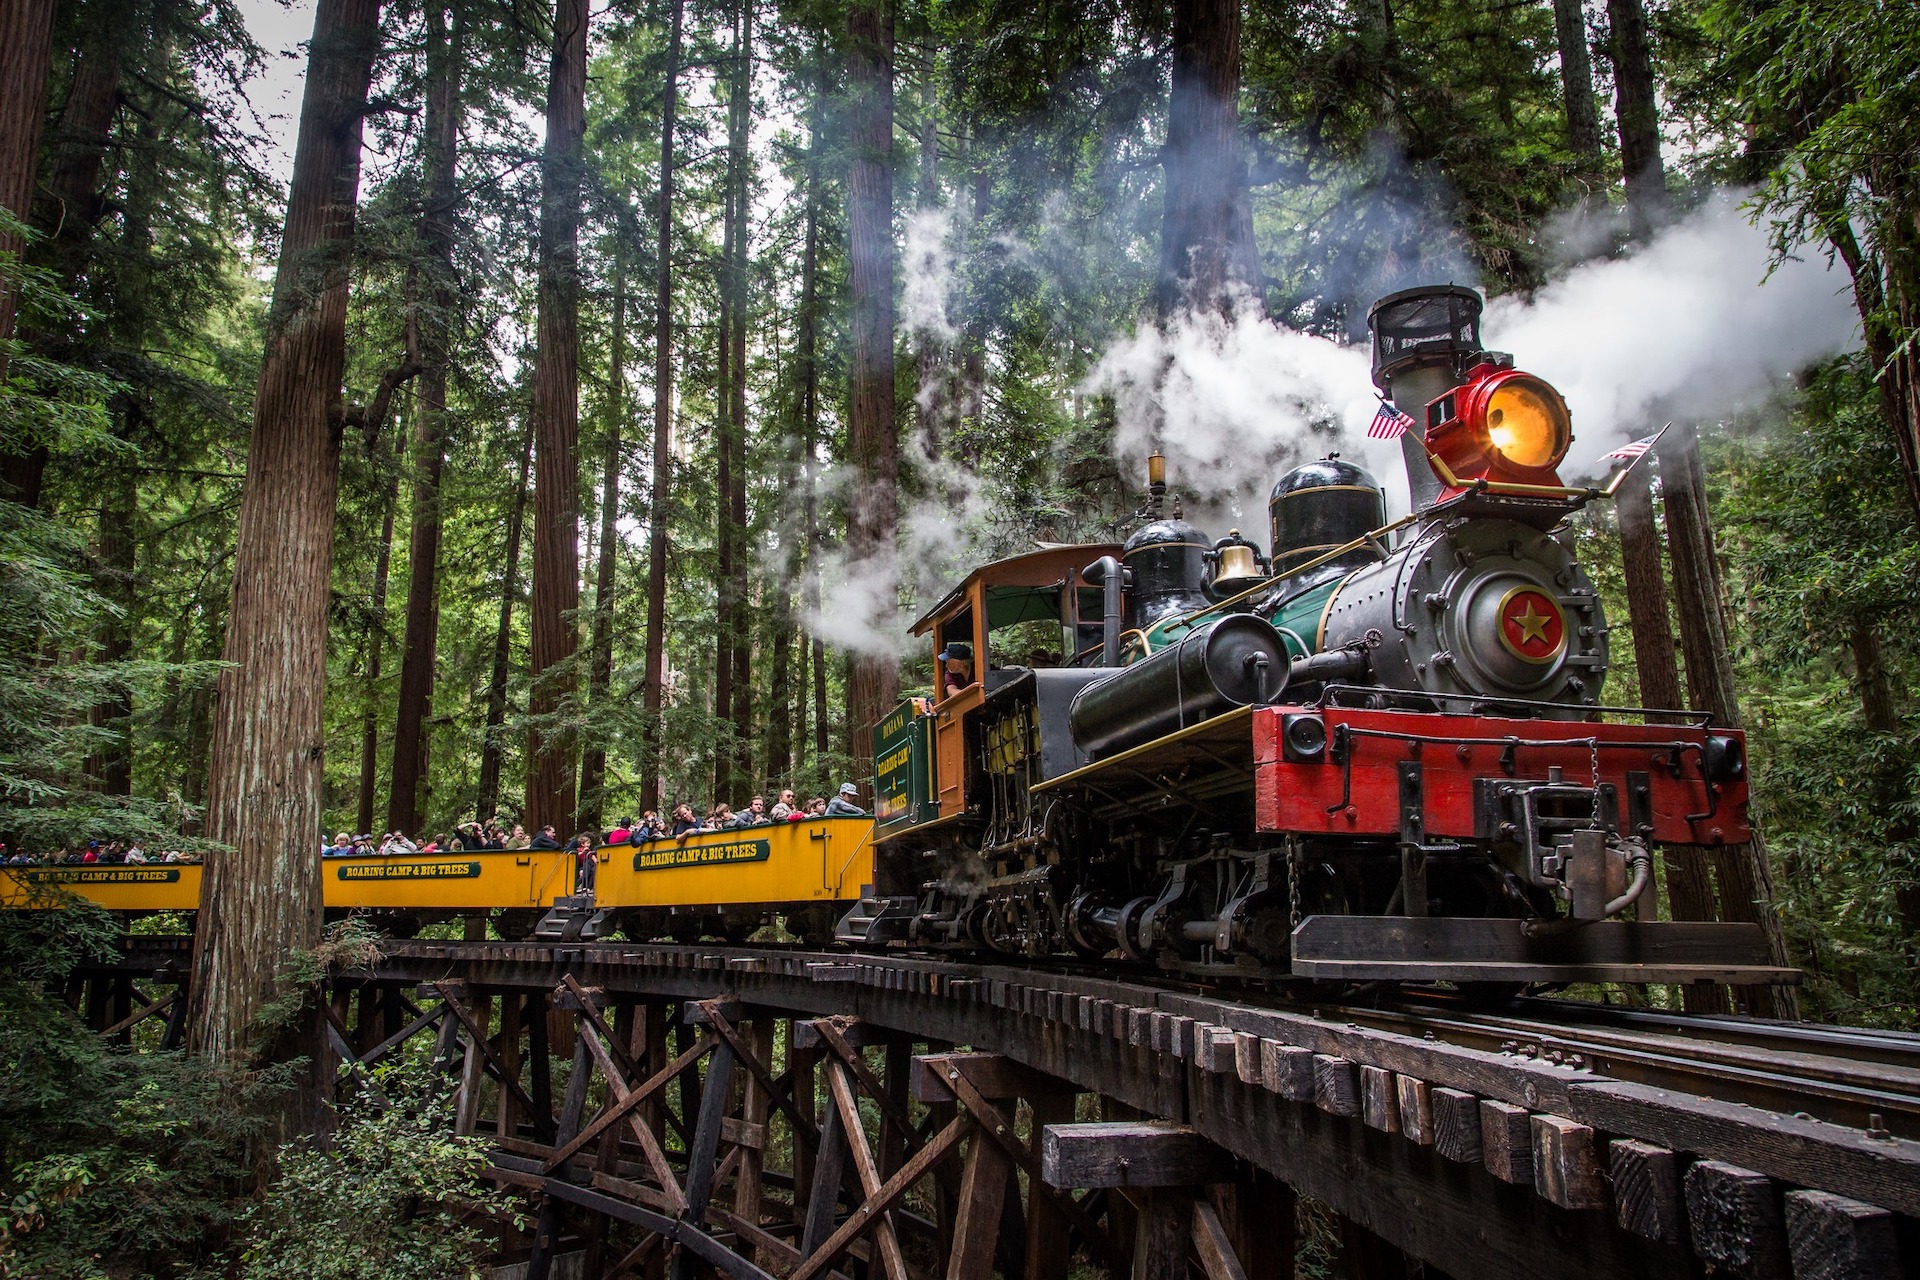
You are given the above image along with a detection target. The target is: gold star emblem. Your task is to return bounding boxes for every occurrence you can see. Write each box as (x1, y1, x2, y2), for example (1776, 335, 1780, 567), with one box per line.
(1511, 601, 1553, 646)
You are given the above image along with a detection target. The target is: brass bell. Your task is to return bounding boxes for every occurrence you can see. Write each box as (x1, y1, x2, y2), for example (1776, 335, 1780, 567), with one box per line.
(1209, 529, 1268, 597)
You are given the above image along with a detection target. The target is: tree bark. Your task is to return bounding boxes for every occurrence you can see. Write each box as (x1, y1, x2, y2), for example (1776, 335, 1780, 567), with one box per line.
(578, 234, 627, 831)
(1825, 220, 1920, 521)
(1605, 0, 1668, 240)
(1656, 422, 1797, 1018)
(1551, 0, 1601, 174)
(89, 466, 136, 795)
(191, 0, 381, 1084)
(1158, 0, 1255, 319)
(389, 1, 464, 837)
(845, 0, 899, 762)
(714, 127, 738, 802)
(726, 0, 754, 797)
(1615, 464, 1721, 1009)
(478, 423, 535, 822)
(1848, 623, 1899, 733)
(357, 477, 398, 837)
(524, 0, 589, 837)
(801, 64, 828, 775)
(641, 0, 685, 814)
(0, 0, 57, 495)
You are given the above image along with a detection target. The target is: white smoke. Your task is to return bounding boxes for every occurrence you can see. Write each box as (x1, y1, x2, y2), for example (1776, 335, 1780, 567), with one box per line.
(900, 206, 958, 346)
(1483, 191, 1860, 475)
(1086, 191, 1861, 523)
(1083, 294, 1409, 521)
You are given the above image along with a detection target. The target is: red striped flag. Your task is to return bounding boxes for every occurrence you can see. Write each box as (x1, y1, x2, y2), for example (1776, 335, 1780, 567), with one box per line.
(1600, 432, 1662, 464)
(1367, 401, 1417, 440)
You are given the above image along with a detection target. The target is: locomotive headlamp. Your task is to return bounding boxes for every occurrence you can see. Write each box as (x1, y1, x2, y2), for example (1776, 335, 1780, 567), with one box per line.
(1424, 366, 1573, 486)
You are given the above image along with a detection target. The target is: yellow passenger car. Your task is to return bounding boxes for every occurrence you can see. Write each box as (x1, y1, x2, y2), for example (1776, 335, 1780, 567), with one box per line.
(591, 817, 875, 944)
(0, 863, 204, 912)
(2, 848, 577, 936)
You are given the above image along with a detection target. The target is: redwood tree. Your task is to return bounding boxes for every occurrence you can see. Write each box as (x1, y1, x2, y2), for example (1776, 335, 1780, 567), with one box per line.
(524, 0, 589, 836)
(641, 0, 685, 812)
(390, 1, 464, 835)
(844, 0, 899, 758)
(1606, 0, 1669, 239)
(190, 0, 382, 1072)
(1158, 0, 1258, 318)
(0, 0, 57, 493)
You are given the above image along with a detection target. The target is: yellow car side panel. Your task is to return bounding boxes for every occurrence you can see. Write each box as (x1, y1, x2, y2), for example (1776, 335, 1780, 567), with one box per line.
(1, 850, 575, 914)
(594, 817, 875, 909)
(0, 864, 203, 911)
(323, 849, 575, 910)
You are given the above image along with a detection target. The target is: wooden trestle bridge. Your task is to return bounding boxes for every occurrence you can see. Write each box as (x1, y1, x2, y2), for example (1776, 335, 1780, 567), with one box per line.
(71, 937, 1920, 1280)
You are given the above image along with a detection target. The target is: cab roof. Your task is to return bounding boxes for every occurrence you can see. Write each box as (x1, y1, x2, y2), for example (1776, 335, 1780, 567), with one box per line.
(910, 543, 1122, 636)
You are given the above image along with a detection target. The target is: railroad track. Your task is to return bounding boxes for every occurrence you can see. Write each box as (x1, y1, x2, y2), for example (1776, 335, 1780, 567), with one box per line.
(1345, 991, 1920, 1137)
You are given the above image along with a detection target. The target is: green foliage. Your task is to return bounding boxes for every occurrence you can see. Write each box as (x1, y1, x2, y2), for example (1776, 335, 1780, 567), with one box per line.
(235, 1072, 516, 1280)
(0, 907, 279, 1280)
(1711, 358, 1920, 1025)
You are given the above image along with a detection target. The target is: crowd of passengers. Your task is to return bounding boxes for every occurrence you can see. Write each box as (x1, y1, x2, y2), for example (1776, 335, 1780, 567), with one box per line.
(1, 839, 200, 866)
(319, 782, 869, 861)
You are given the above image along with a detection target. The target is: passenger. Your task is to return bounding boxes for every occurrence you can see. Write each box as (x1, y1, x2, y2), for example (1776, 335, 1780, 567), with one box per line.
(380, 830, 419, 857)
(573, 833, 597, 895)
(328, 831, 354, 857)
(81, 845, 99, 864)
(124, 845, 148, 864)
(528, 824, 563, 851)
(804, 797, 827, 817)
(606, 817, 635, 846)
(711, 803, 739, 829)
(769, 788, 798, 820)
(742, 796, 769, 826)
(505, 824, 531, 850)
(635, 810, 663, 840)
(670, 804, 703, 838)
(825, 783, 867, 817)
(937, 642, 975, 698)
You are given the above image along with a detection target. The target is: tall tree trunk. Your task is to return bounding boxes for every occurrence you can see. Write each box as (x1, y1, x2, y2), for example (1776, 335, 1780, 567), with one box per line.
(0, 0, 57, 499)
(191, 0, 381, 1086)
(578, 237, 627, 831)
(357, 484, 397, 836)
(798, 63, 827, 778)
(726, 0, 753, 797)
(1849, 623, 1900, 733)
(389, 1, 464, 836)
(641, 0, 685, 814)
(1825, 220, 1920, 521)
(1605, 0, 1668, 240)
(1551, 0, 1601, 175)
(89, 465, 135, 795)
(1616, 464, 1722, 1011)
(914, 49, 947, 453)
(524, 0, 588, 837)
(714, 174, 737, 801)
(844, 0, 898, 765)
(1656, 422, 1796, 1019)
(1158, 0, 1254, 319)
(478, 423, 536, 822)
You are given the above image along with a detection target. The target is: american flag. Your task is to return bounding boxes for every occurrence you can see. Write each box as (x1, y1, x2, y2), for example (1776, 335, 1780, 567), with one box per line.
(1600, 431, 1663, 464)
(1367, 401, 1417, 440)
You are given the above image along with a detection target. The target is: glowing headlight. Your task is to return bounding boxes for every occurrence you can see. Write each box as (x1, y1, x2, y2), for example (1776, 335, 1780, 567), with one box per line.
(1422, 366, 1573, 486)
(1485, 379, 1570, 471)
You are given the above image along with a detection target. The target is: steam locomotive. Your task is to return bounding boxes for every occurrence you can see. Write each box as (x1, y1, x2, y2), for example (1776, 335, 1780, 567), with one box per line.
(843, 285, 1793, 991)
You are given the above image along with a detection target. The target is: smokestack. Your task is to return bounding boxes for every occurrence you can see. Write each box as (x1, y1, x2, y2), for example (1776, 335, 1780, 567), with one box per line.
(1366, 284, 1485, 510)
